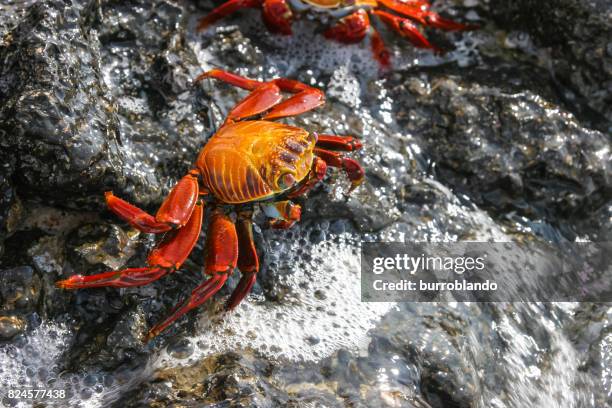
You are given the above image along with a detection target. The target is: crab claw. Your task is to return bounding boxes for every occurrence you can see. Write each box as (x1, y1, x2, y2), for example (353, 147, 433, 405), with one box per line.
(314, 148, 364, 194)
(262, 0, 293, 35)
(316, 134, 363, 151)
(371, 28, 392, 68)
(343, 157, 365, 194)
(324, 9, 369, 44)
(262, 200, 302, 229)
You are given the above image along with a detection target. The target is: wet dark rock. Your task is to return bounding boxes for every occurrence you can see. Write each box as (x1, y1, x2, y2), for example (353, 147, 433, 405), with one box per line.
(566, 303, 612, 408)
(117, 352, 292, 407)
(0, 164, 21, 257)
(96, 0, 213, 204)
(0, 315, 26, 340)
(201, 25, 265, 68)
(0, 0, 125, 209)
(106, 306, 148, 352)
(390, 66, 612, 232)
(0, 0, 213, 247)
(0, 0, 213, 351)
(0, 266, 41, 313)
(490, 0, 612, 130)
(371, 304, 478, 408)
(574, 203, 612, 242)
(201, 357, 269, 403)
(65, 304, 149, 373)
(66, 223, 141, 272)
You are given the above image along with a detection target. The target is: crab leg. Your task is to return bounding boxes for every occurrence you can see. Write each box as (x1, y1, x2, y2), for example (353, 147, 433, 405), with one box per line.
(372, 10, 440, 51)
(315, 134, 363, 151)
(324, 9, 392, 67)
(195, 70, 325, 120)
(370, 25, 391, 67)
(236, 211, 259, 274)
(261, 77, 325, 120)
(203, 210, 239, 274)
(263, 88, 324, 119)
(419, 11, 478, 31)
(323, 9, 392, 67)
(195, 69, 262, 90)
(315, 148, 365, 193)
(197, 0, 263, 31)
(56, 202, 204, 289)
(146, 209, 237, 339)
(324, 9, 370, 44)
(226, 210, 259, 310)
(226, 82, 283, 122)
(262, 0, 293, 35)
(375, 0, 427, 20)
(146, 274, 228, 340)
(105, 172, 199, 233)
(377, 0, 477, 31)
(196, 70, 317, 95)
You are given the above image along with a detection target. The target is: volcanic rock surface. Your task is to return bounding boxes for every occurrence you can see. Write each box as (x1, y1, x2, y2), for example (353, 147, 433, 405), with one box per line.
(0, 1, 610, 407)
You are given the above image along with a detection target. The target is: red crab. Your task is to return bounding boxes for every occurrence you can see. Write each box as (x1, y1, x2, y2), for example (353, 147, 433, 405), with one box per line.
(56, 69, 365, 340)
(197, 0, 477, 67)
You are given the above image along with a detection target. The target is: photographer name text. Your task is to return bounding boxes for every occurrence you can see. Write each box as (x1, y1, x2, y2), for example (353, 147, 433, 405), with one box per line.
(370, 253, 498, 293)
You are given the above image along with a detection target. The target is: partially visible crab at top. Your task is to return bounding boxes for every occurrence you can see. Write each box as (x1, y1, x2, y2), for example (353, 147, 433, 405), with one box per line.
(197, 0, 478, 67)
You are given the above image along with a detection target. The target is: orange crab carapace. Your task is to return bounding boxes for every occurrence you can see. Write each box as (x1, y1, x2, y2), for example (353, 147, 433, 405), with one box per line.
(198, 0, 477, 67)
(56, 69, 365, 340)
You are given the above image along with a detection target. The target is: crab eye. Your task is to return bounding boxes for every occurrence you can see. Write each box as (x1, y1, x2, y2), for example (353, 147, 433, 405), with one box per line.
(278, 173, 295, 190)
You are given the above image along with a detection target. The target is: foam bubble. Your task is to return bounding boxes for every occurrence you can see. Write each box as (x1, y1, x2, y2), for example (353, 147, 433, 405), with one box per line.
(157, 230, 395, 366)
(0, 321, 157, 407)
(0, 323, 94, 407)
